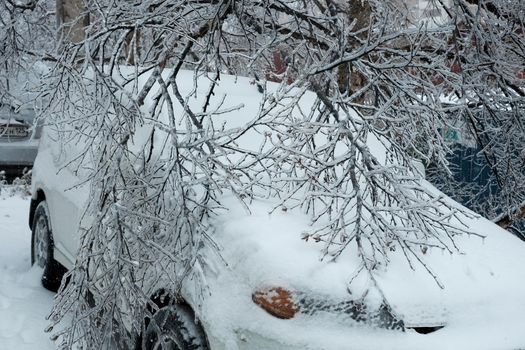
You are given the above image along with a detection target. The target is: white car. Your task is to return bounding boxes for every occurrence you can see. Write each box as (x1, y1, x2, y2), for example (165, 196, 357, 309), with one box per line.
(29, 71, 525, 350)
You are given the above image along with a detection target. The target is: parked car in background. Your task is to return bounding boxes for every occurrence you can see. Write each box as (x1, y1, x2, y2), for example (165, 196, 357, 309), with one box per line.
(426, 107, 525, 241)
(0, 105, 40, 181)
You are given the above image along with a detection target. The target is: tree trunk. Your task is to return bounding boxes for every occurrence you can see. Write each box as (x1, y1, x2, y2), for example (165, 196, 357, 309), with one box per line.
(338, 1, 372, 100)
(56, 0, 88, 44)
(496, 204, 525, 230)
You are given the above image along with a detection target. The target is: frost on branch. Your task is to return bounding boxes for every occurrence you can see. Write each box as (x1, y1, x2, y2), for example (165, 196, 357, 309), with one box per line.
(425, 0, 525, 230)
(0, 0, 54, 109)
(36, 1, 503, 348)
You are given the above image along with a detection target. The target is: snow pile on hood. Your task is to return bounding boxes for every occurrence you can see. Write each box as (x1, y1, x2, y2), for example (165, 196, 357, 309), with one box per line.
(196, 192, 525, 350)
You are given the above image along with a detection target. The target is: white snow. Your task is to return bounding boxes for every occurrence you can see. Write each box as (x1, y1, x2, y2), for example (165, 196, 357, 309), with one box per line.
(0, 193, 55, 350)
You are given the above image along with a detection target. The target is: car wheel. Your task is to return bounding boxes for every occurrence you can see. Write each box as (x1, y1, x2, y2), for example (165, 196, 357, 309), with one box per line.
(31, 201, 66, 292)
(142, 304, 209, 350)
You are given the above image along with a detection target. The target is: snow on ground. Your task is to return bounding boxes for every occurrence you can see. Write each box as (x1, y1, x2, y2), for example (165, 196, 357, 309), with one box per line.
(0, 193, 55, 350)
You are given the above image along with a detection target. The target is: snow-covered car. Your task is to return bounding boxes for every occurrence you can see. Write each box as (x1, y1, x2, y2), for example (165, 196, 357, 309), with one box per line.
(0, 106, 40, 179)
(29, 71, 525, 350)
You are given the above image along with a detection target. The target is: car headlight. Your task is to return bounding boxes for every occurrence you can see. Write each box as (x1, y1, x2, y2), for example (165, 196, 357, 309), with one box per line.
(252, 286, 407, 331)
(252, 286, 299, 319)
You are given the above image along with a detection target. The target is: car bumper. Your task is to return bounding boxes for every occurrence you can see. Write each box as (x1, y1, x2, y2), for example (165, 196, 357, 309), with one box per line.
(207, 328, 315, 350)
(201, 302, 446, 350)
(0, 139, 39, 167)
(0, 139, 39, 179)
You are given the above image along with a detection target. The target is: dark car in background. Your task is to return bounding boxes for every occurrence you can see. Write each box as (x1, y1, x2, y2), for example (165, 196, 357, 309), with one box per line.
(426, 111, 525, 241)
(0, 106, 40, 181)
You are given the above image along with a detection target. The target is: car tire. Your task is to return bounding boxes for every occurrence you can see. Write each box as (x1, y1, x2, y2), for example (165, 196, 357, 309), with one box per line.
(31, 200, 66, 292)
(141, 304, 209, 350)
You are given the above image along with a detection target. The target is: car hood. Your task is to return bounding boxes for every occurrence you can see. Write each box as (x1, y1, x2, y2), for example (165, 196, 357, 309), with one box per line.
(205, 192, 525, 328)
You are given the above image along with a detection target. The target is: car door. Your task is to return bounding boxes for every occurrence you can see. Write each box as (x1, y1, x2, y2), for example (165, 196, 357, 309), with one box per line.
(35, 125, 91, 268)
